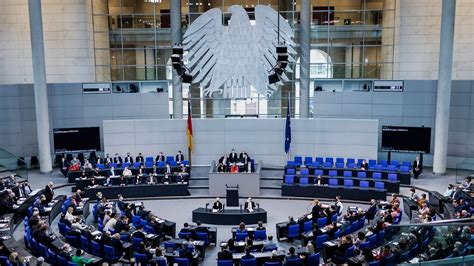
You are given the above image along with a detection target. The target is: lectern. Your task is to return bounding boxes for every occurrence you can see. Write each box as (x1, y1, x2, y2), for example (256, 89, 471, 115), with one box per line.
(226, 185, 239, 207)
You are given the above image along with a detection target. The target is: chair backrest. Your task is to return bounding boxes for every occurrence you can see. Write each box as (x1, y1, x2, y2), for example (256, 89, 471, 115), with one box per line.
(359, 241, 370, 250)
(400, 251, 410, 262)
(351, 221, 358, 232)
(303, 220, 313, 233)
(284, 175, 295, 184)
(157, 161, 166, 168)
(345, 245, 355, 258)
(317, 217, 327, 228)
(254, 229, 267, 240)
(347, 163, 356, 168)
(145, 225, 155, 234)
(109, 163, 117, 168)
(164, 241, 176, 250)
(132, 215, 141, 226)
(91, 240, 101, 256)
(178, 231, 192, 240)
(174, 257, 190, 266)
(308, 253, 320, 266)
(287, 224, 300, 238)
(387, 165, 397, 171)
(80, 235, 90, 251)
(346, 158, 355, 164)
(325, 157, 333, 163)
(375, 182, 385, 190)
(133, 162, 141, 168)
(236, 232, 248, 241)
(104, 245, 116, 260)
(312, 161, 321, 168)
(314, 169, 323, 176)
(357, 171, 367, 178)
(343, 171, 352, 177)
(400, 165, 410, 172)
(286, 258, 302, 266)
(166, 156, 174, 162)
(336, 157, 344, 163)
(344, 179, 354, 187)
(324, 162, 333, 168)
(372, 172, 382, 179)
(390, 160, 399, 166)
(358, 217, 366, 229)
(328, 178, 338, 186)
(196, 232, 209, 244)
(315, 234, 328, 249)
(299, 177, 309, 185)
(315, 157, 324, 163)
(145, 161, 153, 167)
(328, 170, 337, 177)
(377, 230, 385, 245)
(218, 260, 234, 266)
(294, 156, 302, 164)
(368, 261, 380, 266)
(134, 253, 149, 264)
(264, 262, 281, 266)
(300, 168, 309, 175)
(97, 163, 105, 169)
(335, 162, 344, 168)
(65, 235, 78, 247)
(132, 237, 144, 249)
(68, 262, 78, 266)
(304, 157, 313, 165)
(241, 258, 257, 266)
(379, 160, 388, 166)
(368, 160, 376, 166)
(388, 173, 397, 181)
(360, 181, 369, 188)
(367, 234, 377, 248)
(286, 168, 296, 175)
(57, 256, 67, 266)
(47, 248, 56, 264)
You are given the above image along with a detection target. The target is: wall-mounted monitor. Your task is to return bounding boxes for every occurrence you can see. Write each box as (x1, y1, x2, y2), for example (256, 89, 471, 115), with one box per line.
(53, 127, 101, 153)
(381, 126, 431, 153)
(373, 80, 404, 92)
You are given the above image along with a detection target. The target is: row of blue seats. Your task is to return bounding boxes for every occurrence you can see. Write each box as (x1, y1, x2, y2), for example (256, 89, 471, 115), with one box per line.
(288, 157, 412, 170)
(286, 169, 400, 180)
(96, 160, 190, 169)
(285, 175, 388, 190)
(217, 253, 321, 266)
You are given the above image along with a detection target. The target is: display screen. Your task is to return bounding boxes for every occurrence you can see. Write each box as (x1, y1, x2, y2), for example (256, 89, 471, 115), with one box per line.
(381, 126, 431, 153)
(53, 127, 101, 153)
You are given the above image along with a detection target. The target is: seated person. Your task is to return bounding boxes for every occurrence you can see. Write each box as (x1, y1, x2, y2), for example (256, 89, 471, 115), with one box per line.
(218, 155, 229, 169)
(113, 153, 122, 164)
(244, 197, 256, 212)
(136, 153, 144, 163)
(360, 159, 369, 170)
(237, 222, 247, 233)
(65, 207, 76, 224)
(136, 165, 145, 184)
(256, 221, 265, 230)
(178, 164, 189, 183)
(240, 151, 251, 164)
(124, 153, 134, 164)
(176, 151, 184, 163)
(119, 175, 128, 186)
(71, 249, 94, 265)
(263, 235, 277, 251)
(217, 245, 233, 260)
(165, 163, 172, 174)
(155, 152, 165, 163)
(286, 247, 299, 260)
(79, 170, 88, 180)
(108, 167, 118, 177)
(315, 175, 323, 186)
(230, 163, 239, 173)
(178, 242, 193, 260)
(217, 163, 226, 173)
(212, 198, 223, 212)
(92, 168, 102, 178)
(146, 174, 158, 184)
(162, 174, 171, 184)
(241, 248, 255, 260)
(409, 188, 419, 201)
(195, 221, 208, 233)
(122, 167, 132, 177)
(131, 225, 146, 240)
(417, 193, 427, 207)
(110, 233, 125, 256)
(443, 184, 455, 198)
(461, 177, 472, 190)
(229, 149, 238, 163)
(82, 159, 93, 170)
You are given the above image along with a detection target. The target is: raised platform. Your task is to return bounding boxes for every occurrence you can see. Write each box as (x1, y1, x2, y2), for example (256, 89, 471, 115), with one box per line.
(83, 184, 189, 199)
(192, 207, 267, 225)
(281, 184, 387, 201)
(208, 161, 261, 197)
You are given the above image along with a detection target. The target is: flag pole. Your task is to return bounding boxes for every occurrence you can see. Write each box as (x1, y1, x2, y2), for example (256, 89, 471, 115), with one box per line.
(188, 99, 192, 171)
(287, 91, 291, 161)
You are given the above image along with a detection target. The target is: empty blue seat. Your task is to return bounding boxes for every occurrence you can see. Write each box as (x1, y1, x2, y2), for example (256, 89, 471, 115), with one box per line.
(317, 217, 327, 228)
(300, 168, 309, 176)
(360, 181, 369, 189)
(325, 157, 333, 163)
(97, 163, 105, 169)
(284, 175, 295, 184)
(299, 177, 309, 185)
(346, 158, 355, 165)
(174, 258, 190, 266)
(91, 240, 101, 256)
(241, 258, 257, 266)
(357, 171, 367, 178)
(217, 260, 233, 266)
(358, 217, 366, 229)
(390, 160, 399, 166)
(133, 162, 141, 168)
(254, 229, 266, 240)
(145, 156, 153, 162)
(323, 162, 333, 168)
(80, 235, 90, 252)
(328, 170, 337, 177)
(344, 179, 354, 187)
(402, 161, 411, 166)
(314, 169, 323, 176)
(145, 225, 155, 234)
(303, 220, 313, 233)
(312, 161, 321, 168)
(132, 237, 144, 250)
(157, 161, 166, 168)
(308, 253, 320, 265)
(304, 157, 313, 165)
(294, 156, 303, 165)
(315, 234, 328, 249)
(166, 156, 174, 162)
(379, 160, 388, 167)
(351, 221, 358, 233)
(328, 178, 338, 186)
(367, 234, 377, 248)
(372, 172, 382, 179)
(375, 164, 383, 170)
(109, 163, 117, 168)
(343, 171, 352, 177)
(315, 157, 324, 163)
(287, 224, 300, 239)
(145, 161, 153, 167)
(332, 214, 338, 222)
(178, 231, 191, 240)
(182, 160, 189, 166)
(387, 165, 397, 171)
(286, 168, 296, 175)
(164, 241, 176, 250)
(375, 182, 385, 190)
(334, 229, 341, 239)
(359, 241, 370, 250)
(287, 161, 297, 167)
(336, 158, 344, 164)
(196, 231, 210, 246)
(169, 161, 178, 166)
(400, 166, 410, 172)
(388, 173, 397, 182)
(57, 256, 67, 266)
(335, 162, 344, 168)
(368, 160, 376, 169)
(286, 258, 302, 266)
(122, 162, 130, 168)
(377, 231, 386, 246)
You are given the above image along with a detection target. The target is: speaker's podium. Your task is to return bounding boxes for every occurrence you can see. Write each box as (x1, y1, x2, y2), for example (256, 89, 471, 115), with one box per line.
(226, 185, 239, 207)
(208, 160, 261, 197)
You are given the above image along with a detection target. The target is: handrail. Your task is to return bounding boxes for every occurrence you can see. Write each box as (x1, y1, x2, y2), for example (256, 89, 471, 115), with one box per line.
(387, 217, 474, 228)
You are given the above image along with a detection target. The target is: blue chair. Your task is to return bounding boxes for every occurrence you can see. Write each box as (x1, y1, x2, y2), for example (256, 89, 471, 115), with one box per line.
(382, 254, 394, 265)
(360, 181, 369, 189)
(377, 230, 385, 245)
(146, 156, 153, 162)
(120, 233, 129, 242)
(333, 245, 355, 263)
(333, 229, 341, 239)
(346, 158, 355, 166)
(315, 234, 328, 249)
(236, 232, 248, 241)
(300, 168, 309, 176)
(375, 182, 385, 190)
(388, 173, 397, 182)
(328, 170, 337, 177)
(284, 175, 295, 184)
(314, 169, 323, 176)
(299, 177, 309, 185)
(357, 159, 365, 167)
(400, 165, 410, 172)
(145, 161, 153, 167)
(372, 172, 382, 179)
(358, 217, 366, 229)
(332, 214, 338, 223)
(308, 253, 320, 266)
(241, 258, 257, 266)
(58, 222, 67, 235)
(157, 161, 166, 168)
(317, 217, 327, 228)
(387, 165, 397, 171)
(91, 240, 101, 256)
(402, 161, 411, 166)
(335, 162, 344, 168)
(264, 262, 281, 266)
(217, 260, 233, 266)
(351, 221, 358, 233)
(68, 262, 78, 266)
(30, 237, 39, 253)
(359, 241, 370, 249)
(57, 256, 68, 266)
(286, 258, 303, 266)
(132, 237, 144, 250)
(304, 157, 313, 165)
(344, 179, 354, 187)
(135, 253, 149, 265)
(182, 160, 189, 166)
(166, 156, 174, 162)
(132, 215, 141, 227)
(140, 219, 148, 227)
(97, 163, 105, 169)
(133, 162, 141, 168)
(178, 231, 192, 240)
(390, 160, 399, 166)
(109, 163, 117, 168)
(80, 235, 90, 252)
(254, 229, 267, 240)
(287, 224, 300, 239)
(122, 162, 130, 168)
(286, 168, 296, 175)
(357, 171, 366, 178)
(312, 161, 321, 168)
(336, 158, 344, 164)
(379, 160, 388, 168)
(367, 234, 377, 248)
(145, 225, 155, 234)
(66, 235, 79, 248)
(196, 232, 210, 246)
(328, 178, 338, 186)
(368, 261, 380, 266)
(399, 251, 410, 262)
(347, 162, 356, 168)
(38, 243, 48, 261)
(343, 171, 352, 177)
(47, 248, 56, 264)
(368, 160, 377, 169)
(303, 220, 313, 233)
(315, 157, 324, 163)
(375, 165, 383, 170)
(164, 241, 176, 250)
(174, 257, 190, 266)
(104, 245, 120, 262)
(294, 156, 303, 165)
(323, 162, 333, 168)
(325, 158, 334, 164)
(263, 244, 278, 252)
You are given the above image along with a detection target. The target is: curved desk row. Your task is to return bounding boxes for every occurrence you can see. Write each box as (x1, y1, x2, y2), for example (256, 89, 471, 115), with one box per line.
(281, 184, 387, 201)
(75, 175, 187, 190)
(83, 183, 189, 199)
(192, 207, 267, 225)
(286, 166, 411, 185)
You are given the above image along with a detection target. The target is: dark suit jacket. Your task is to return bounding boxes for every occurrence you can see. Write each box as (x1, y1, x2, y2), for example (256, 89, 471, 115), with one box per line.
(244, 202, 256, 210)
(179, 248, 193, 260)
(114, 157, 123, 164)
(44, 185, 54, 203)
(132, 230, 146, 240)
(217, 250, 233, 260)
(212, 202, 223, 210)
(136, 156, 144, 163)
(413, 160, 423, 172)
(156, 155, 165, 162)
(365, 204, 378, 220)
(176, 154, 184, 162)
(110, 238, 124, 254)
(229, 153, 238, 163)
(361, 162, 369, 169)
(125, 156, 134, 163)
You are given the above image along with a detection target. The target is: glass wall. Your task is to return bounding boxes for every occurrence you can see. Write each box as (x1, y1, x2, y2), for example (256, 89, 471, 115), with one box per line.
(92, 0, 396, 117)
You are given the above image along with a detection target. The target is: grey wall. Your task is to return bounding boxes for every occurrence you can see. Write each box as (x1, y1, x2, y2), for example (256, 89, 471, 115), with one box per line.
(103, 118, 379, 166)
(313, 80, 474, 167)
(0, 83, 168, 157)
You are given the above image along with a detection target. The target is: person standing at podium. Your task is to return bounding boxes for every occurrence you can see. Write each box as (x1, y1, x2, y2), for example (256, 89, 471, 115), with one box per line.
(212, 198, 223, 212)
(244, 197, 256, 212)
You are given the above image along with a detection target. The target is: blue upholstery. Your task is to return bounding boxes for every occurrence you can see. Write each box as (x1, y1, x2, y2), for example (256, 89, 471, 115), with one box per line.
(145, 225, 155, 234)
(333, 229, 341, 239)
(357, 171, 367, 178)
(357, 159, 365, 167)
(217, 260, 233, 266)
(104, 245, 120, 261)
(344, 179, 354, 187)
(368, 160, 376, 168)
(80, 235, 90, 252)
(375, 165, 383, 170)
(47, 248, 56, 264)
(284, 175, 295, 184)
(402, 161, 411, 166)
(287, 224, 300, 239)
(367, 234, 377, 248)
(57, 256, 68, 266)
(122, 162, 130, 168)
(174, 257, 190, 266)
(145, 161, 153, 167)
(182, 160, 189, 166)
(328, 170, 337, 177)
(399, 251, 410, 262)
(164, 242, 176, 250)
(304, 157, 313, 165)
(294, 156, 303, 165)
(146, 156, 154, 162)
(375, 182, 385, 190)
(91, 240, 101, 256)
(97, 163, 105, 169)
(157, 161, 166, 168)
(299, 177, 309, 185)
(328, 178, 338, 186)
(178, 231, 192, 240)
(132, 215, 141, 227)
(323, 162, 333, 168)
(346, 158, 355, 165)
(120, 233, 129, 241)
(315, 234, 328, 249)
(133, 162, 141, 168)
(308, 253, 320, 266)
(369, 261, 380, 266)
(264, 262, 281, 266)
(379, 160, 388, 167)
(372, 172, 382, 179)
(388, 173, 397, 182)
(196, 232, 210, 245)
(358, 217, 366, 229)
(387, 165, 397, 171)
(286, 258, 302, 266)
(335, 162, 344, 168)
(133, 237, 144, 250)
(325, 157, 333, 164)
(360, 181, 369, 188)
(236, 232, 248, 241)
(347, 163, 356, 168)
(351, 221, 358, 233)
(254, 229, 267, 240)
(390, 160, 399, 166)
(134, 253, 149, 264)
(241, 258, 257, 266)
(359, 241, 370, 250)
(315, 157, 324, 163)
(314, 169, 323, 176)
(303, 220, 313, 233)
(286, 168, 296, 175)
(336, 158, 344, 164)
(166, 156, 174, 162)
(66, 235, 79, 248)
(169, 161, 178, 167)
(109, 163, 117, 168)
(343, 171, 352, 177)
(332, 214, 338, 223)
(377, 230, 385, 245)
(68, 262, 78, 266)
(400, 166, 410, 172)
(39, 243, 48, 260)
(317, 217, 327, 228)
(312, 161, 321, 168)
(300, 168, 309, 176)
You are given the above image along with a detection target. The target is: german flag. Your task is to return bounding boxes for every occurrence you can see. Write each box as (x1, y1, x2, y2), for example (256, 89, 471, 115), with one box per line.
(187, 102, 193, 152)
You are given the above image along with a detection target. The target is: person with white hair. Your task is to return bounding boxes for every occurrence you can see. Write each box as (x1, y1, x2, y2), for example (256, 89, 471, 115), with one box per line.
(212, 197, 223, 212)
(244, 197, 256, 212)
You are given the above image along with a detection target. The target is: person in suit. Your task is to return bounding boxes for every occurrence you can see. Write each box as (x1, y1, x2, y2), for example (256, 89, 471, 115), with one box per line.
(119, 175, 128, 186)
(219, 155, 229, 168)
(217, 245, 233, 260)
(44, 182, 54, 204)
(241, 248, 255, 260)
(136, 165, 145, 184)
(286, 247, 299, 260)
(136, 153, 144, 163)
(311, 199, 324, 222)
(229, 149, 238, 163)
(162, 174, 171, 184)
(60, 157, 69, 177)
(195, 221, 208, 233)
(96, 155, 103, 165)
(12, 182, 26, 198)
(124, 153, 134, 164)
(244, 197, 256, 212)
(178, 242, 193, 260)
(113, 153, 122, 164)
(175, 151, 184, 163)
(360, 159, 369, 170)
(217, 163, 226, 173)
(239, 151, 250, 162)
(413, 156, 422, 179)
(334, 195, 344, 215)
(110, 233, 124, 256)
(212, 198, 223, 212)
(165, 163, 172, 174)
(104, 154, 113, 165)
(108, 167, 118, 177)
(132, 225, 146, 240)
(155, 152, 165, 163)
(256, 221, 265, 230)
(146, 172, 157, 184)
(116, 194, 126, 211)
(365, 199, 378, 222)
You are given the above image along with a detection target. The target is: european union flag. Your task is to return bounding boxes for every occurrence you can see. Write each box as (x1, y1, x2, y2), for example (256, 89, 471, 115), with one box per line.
(285, 105, 291, 154)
